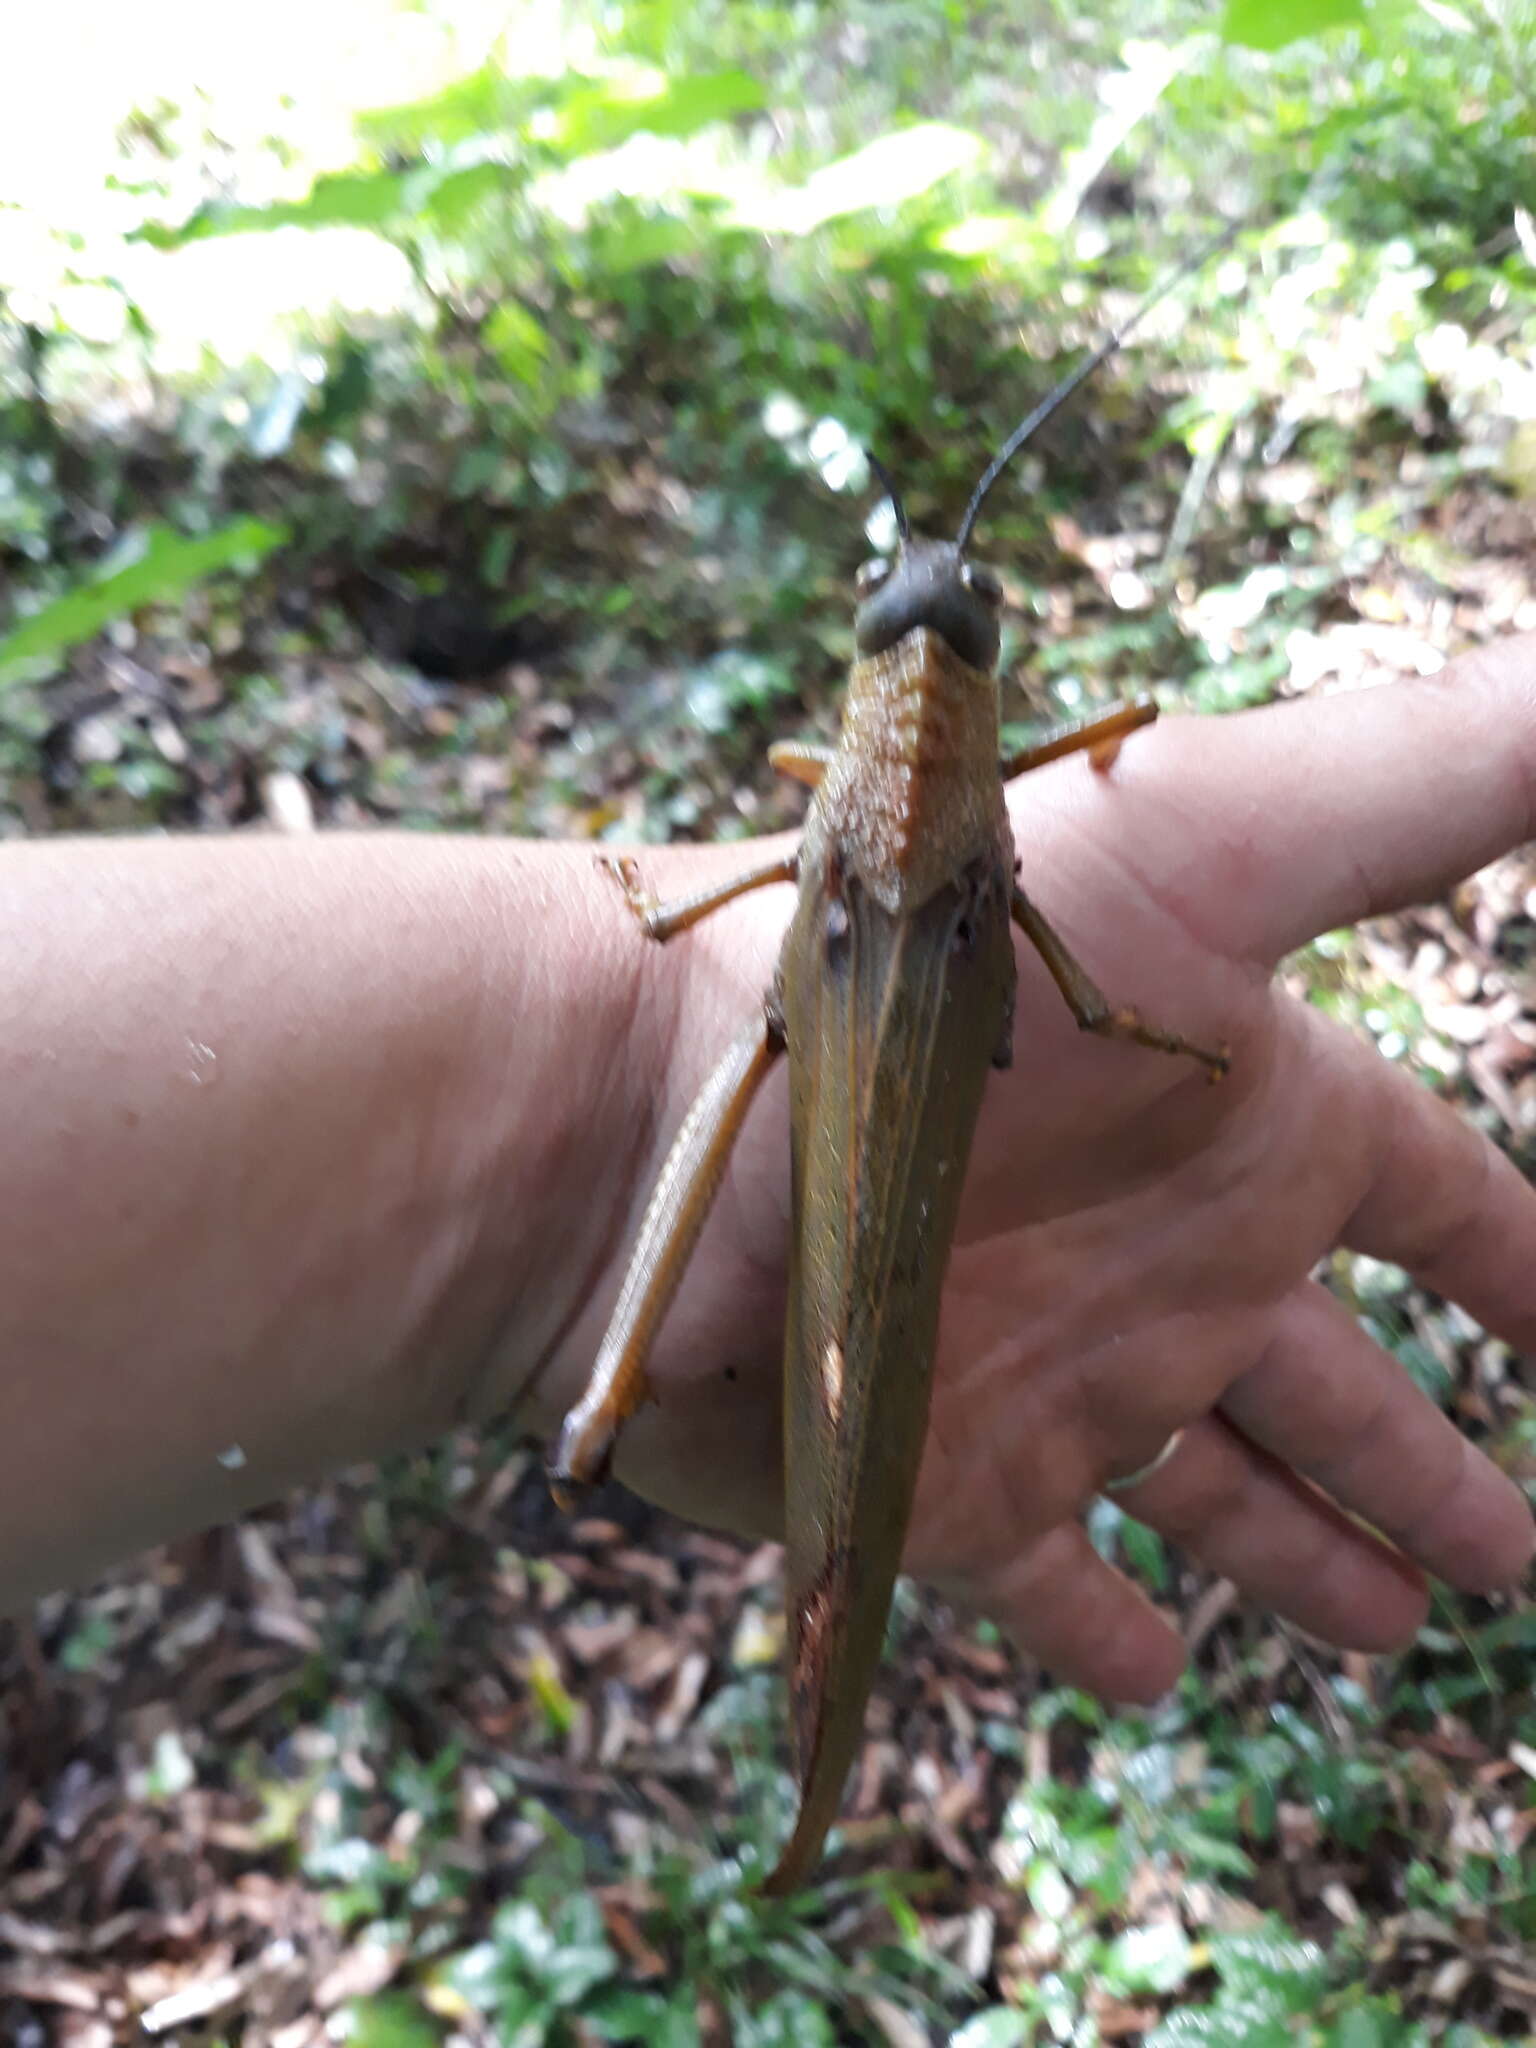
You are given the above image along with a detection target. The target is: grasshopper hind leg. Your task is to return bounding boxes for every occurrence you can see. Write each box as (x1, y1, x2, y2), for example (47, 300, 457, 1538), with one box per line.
(548, 1004, 785, 1504)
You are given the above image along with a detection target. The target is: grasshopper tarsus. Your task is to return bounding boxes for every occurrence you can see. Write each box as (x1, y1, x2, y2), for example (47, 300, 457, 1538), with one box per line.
(546, 1471, 580, 1514)
(598, 853, 667, 940)
(547, 1407, 616, 1508)
(1080, 1004, 1229, 1080)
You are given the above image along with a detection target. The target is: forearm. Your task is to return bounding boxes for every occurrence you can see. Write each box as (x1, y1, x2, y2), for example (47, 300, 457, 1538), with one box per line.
(0, 831, 712, 1608)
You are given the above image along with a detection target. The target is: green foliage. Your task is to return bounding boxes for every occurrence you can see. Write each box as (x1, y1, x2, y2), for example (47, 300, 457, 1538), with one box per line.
(1146, 1924, 1330, 2045)
(423, 1817, 959, 2045)
(344, 1993, 444, 2048)
(0, 519, 286, 687)
(1221, 0, 1368, 49)
(446, 1892, 618, 2043)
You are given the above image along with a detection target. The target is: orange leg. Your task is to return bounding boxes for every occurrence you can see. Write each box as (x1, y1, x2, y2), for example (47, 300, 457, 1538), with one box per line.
(1000, 696, 1158, 779)
(601, 850, 798, 943)
(549, 1008, 784, 1503)
(1011, 886, 1228, 1080)
(767, 739, 832, 790)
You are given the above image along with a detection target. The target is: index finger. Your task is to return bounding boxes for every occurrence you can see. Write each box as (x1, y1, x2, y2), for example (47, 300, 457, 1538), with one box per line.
(1130, 634, 1536, 965)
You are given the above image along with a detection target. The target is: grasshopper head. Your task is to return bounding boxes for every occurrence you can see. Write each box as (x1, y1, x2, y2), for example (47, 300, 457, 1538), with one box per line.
(853, 537, 1003, 673)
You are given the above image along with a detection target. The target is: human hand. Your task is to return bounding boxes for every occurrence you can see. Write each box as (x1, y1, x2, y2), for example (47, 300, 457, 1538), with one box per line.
(531, 634, 1536, 1700)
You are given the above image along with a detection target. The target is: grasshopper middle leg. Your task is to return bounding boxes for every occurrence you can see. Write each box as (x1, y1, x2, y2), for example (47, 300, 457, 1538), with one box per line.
(1011, 885, 1228, 1079)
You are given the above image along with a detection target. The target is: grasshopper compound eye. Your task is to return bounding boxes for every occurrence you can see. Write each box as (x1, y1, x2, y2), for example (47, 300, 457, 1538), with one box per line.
(855, 557, 893, 599)
(962, 561, 1003, 607)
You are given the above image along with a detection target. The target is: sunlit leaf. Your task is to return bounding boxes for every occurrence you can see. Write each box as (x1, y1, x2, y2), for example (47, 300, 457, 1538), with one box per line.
(1102, 1923, 1196, 1996)
(482, 301, 550, 382)
(585, 211, 710, 272)
(0, 520, 286, 687)
(526, 1648, 578, 1736)
(549, 67, 764, 155)
(949, 2010, 1032, 2048)
(929, 210, 1055, 268)
(1220, 0, 1366, 49)
(737, 123, 985, 234)
(1208, 1927, 1329, 2010)
(358, 65, 561, 149)
(420, 160, 515, 233)
(131, 169, 415, 249)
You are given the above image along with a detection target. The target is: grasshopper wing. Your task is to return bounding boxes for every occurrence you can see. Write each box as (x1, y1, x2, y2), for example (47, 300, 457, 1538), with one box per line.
(764, 852, 1013, 1893)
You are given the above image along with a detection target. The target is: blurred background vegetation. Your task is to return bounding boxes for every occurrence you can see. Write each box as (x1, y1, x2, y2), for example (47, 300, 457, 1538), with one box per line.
(3, 0, 1536, 2042)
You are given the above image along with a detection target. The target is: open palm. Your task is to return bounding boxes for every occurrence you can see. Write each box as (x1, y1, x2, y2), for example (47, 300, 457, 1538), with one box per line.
(537, 637, 1536, 1698)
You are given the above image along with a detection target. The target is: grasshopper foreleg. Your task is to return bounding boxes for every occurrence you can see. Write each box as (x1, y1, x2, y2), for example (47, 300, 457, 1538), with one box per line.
(601, 851, 798, 942)
(549, 1004, 785, 1504)
(767, 739, 833, 790)
(1000, 696, 1158, 779)
(1011, 885, 1228, 1079)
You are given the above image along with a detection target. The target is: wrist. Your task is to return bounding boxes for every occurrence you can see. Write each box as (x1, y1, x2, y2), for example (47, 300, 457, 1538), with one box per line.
(419, 839, 673, 1443)
(457, 832, 794, 1449)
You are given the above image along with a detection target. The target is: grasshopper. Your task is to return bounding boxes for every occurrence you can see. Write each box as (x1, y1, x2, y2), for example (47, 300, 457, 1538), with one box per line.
(550, 260, 1230, 1893)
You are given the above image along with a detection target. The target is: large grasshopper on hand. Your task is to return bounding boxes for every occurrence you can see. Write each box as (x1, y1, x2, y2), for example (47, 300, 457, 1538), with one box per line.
(550, 264, 1230, 1894)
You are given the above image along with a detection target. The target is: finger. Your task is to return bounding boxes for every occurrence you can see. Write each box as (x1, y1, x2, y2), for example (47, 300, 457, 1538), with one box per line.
(1337, 1020, 1536, 1359)
(1221, 1281, 1535, 1591)
(951, 1520, 1185, 1705)
(1114, 1413, 1430, 1651)
(1124, 633, 1536, 963)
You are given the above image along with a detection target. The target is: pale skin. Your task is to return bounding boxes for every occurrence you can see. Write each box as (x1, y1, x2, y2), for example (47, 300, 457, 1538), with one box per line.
(2, 634, 1535, 1708)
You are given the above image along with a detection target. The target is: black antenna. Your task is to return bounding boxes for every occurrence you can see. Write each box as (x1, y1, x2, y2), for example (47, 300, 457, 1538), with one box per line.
(955, 219, 1242, 553)
(867, 451, 911, 544)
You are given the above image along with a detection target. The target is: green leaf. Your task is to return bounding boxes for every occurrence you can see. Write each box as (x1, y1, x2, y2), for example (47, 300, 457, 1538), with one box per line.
(0, 520, 286, 687)
(585, 212, 707, 273)
(1324, 2005, 1394, 2048)
(345, 1993, 443, 2048)
(525, 1649, 579, 1739)
(358, 65, 557, 149)
(550, 68, 764, 156)
(131, 168, 415, 249)
(738, 123, 985, 235)
(734, 1992, 836, 2048)
(1209, 1927, 1330, 2011)
(482, 302, 550, 383)
(1102, 1923, 1196, 1997)
(1148, 2013, 1295, 2048)
(419, 160, 516, 234)
(589, 1987, 701, 2045)
(949, 2012, 1032, 2048)
(1119, 1513, 1170, 1591)
(1220, 0, 1366, 49)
